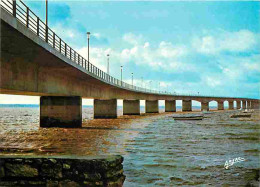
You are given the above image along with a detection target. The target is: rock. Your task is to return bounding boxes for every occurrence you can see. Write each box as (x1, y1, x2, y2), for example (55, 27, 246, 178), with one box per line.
(0, 167, 4, 178)
(41, 163, 62, 179)
(84, 172, 102, 181)
(47, 180, 59, 187)
(58, 180, 80, 187)
(49, 158, 57, 164)
(28, 181, 46, 185)
(63, 164, 70, 170)
(83, 181, 104, 187)
(107, 175, 126, 187)
(104, 169, 124, 179)
(5, 163, 38, 177)
(0, 155, 125, 186)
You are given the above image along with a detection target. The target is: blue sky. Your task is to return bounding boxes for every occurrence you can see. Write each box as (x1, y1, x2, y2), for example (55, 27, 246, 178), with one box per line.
(0, 0, 259, 104)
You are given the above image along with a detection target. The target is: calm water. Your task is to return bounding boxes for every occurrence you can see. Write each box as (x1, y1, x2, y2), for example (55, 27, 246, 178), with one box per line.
(0, 106, 259, 186)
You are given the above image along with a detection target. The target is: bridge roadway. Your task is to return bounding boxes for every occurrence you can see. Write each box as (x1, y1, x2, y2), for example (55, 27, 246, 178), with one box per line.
(1, 3, 259, 127)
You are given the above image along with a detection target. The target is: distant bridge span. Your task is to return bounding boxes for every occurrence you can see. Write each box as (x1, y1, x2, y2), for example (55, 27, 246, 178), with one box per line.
(1, 1, 259, 127)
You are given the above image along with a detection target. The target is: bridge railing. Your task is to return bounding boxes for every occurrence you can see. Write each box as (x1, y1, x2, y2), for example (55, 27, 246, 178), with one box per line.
(0, 0, 249, 100)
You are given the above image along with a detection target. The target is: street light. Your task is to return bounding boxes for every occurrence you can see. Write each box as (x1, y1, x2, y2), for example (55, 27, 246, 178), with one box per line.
(107, 54, 109, 75)
(131, 73, 133, 87)
(46, 0, 48, 42)
(141, 77, 143, 88)
(120, 66, 123, 86)
(87, 32, 91, 62)
(149, 81, 152, 91)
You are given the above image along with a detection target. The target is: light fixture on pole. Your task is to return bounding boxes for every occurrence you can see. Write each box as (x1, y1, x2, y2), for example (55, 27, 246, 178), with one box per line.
(141, 77, 143, 88)
(120, 66, 123, 86)
(131, 73, 133, 87)
(87, 32, 91, 62)
(46, 0, 48, 42)
(107, 54, 109, 75)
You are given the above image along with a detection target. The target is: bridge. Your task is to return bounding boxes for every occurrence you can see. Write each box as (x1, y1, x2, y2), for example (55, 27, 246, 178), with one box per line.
(1, 0, 259, 127)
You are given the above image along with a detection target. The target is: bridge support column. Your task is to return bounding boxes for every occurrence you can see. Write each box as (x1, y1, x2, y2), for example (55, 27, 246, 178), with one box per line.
(40, 96, 82, 128)
(228, 101, 234, 110)
(252, 101, 260, 109)
(201, 101, 209, 111)
(165, 100, 176, 112)
(218, 101, 224, 110)
(242, 101, 246, 109)
(123, 100, 140, 115)
(182, 100, 192, 112)
(94, 99, 117, 119)
(237, 101, 241, 109)
(145, 100, 159, 113)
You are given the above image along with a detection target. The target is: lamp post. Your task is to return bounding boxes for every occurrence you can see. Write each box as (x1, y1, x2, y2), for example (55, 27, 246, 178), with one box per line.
(46, 0, 48, 42)
(87, 32, 90, 62)
(120, 66, 123, 86)
(149, 81, 152, 92)
(159, 82, 160, 93)
(107, 54, 109, 75)
(141, 77, 143, 88)
(131, 73, 133, 87)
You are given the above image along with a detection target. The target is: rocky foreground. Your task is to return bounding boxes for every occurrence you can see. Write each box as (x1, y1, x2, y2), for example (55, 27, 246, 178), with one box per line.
(0, 155, 125, 187)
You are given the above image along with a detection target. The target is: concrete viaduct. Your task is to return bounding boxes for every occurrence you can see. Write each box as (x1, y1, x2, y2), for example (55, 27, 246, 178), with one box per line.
(1, 1, 259, 127)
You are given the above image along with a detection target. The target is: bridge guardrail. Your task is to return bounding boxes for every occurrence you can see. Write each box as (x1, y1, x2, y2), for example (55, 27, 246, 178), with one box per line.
(1, 0, 251, 100)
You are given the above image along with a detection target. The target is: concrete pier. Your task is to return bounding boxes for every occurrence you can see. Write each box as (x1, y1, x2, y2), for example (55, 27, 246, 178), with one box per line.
(40, 96, 82, 128)
(218, 101, 224, 110)
(165, 100, 176, 112)
(123, 100, 140, 115)
(94, 99, 117, 119)
(252, 101, 260, 109)
(237, 101, 241, 109)
(145, 100, 159, 113)
(201, 101, 209, 111)
(228, 101, 234, 110)
(248, 101, 251, 109)
(242, 101, 247, 109)
(182, 100, 192, 112)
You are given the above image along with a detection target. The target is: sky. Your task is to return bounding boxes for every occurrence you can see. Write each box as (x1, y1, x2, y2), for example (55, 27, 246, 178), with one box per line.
(0, 0, 259, 105)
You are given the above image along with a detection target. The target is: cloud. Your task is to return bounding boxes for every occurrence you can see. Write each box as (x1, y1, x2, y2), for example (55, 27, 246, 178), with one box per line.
(120, 33, 190, 72)
(122, 33, 143, 45)
(192, 30, 258, 54)
(77, 32, 191, 74)
(92, 33, 101, 39)
(158, 41, 187, 58)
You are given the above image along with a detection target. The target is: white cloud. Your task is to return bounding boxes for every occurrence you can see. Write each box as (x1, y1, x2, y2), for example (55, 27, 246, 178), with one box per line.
(92, 33, 101, 39)
(122, 33, 143, 45)
(206, 77, 221, 87)
(158, 41, 187, 58)
(193, 30, 257, 54)
(77, 33, 191, 73)
(243, 62, 260, 72)
(53, 24, 78, 39)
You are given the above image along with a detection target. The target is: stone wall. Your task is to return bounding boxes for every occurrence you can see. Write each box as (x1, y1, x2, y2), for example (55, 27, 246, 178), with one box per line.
(0, 155, 125, 187)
